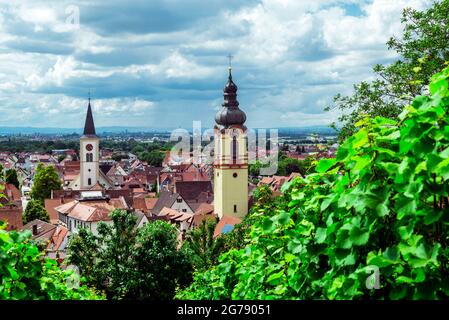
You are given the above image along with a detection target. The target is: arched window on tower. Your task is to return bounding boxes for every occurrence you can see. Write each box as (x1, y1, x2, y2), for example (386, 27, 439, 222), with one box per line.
(88, 178, 92, 186)
(86, 153, 93, 162)
(232, 136, 238, 164)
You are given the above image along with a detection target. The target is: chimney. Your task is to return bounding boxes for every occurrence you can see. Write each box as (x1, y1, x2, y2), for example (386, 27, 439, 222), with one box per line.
(32, 224, 38, 236)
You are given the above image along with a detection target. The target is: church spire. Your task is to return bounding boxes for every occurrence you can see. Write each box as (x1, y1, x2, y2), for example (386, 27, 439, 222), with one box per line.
(83, 95, 96, 136)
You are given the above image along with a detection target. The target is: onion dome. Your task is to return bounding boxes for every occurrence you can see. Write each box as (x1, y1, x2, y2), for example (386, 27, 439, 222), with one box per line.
(215, 67, 246, 128)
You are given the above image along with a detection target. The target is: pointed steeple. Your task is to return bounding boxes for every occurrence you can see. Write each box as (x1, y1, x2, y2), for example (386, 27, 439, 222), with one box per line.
(83, 96, 96, 136)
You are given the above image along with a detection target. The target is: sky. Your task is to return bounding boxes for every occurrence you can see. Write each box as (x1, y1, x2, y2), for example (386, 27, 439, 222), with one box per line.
(0, 0, 433, 130)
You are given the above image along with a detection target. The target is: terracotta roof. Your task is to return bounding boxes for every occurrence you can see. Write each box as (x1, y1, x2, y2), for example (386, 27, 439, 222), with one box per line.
(45, 198, 74, 223)
(1, 183, 21, 202)
(48, 225, 69, 251)
(89, 182, 104, 191)
(213, 216, 242, 238)
(194, 203, 214, 215)
(145, 197, 158, 210)
(159, 207, 180, 218)
(22, 219, 56, 242)
(63, 173, 78, 181)
(55, 197, 128, 222)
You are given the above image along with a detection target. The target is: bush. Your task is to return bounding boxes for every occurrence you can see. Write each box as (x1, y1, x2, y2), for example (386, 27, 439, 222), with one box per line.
(177, 66, 449, 300)
(0, 221, 103, 300)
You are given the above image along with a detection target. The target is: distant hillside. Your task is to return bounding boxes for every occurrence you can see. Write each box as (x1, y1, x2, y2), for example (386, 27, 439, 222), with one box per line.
(0, 125, 338, 136)
(0, 126, 171, 135)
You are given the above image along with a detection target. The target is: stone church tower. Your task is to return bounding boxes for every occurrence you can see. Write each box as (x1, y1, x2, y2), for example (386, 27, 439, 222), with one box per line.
(79, 98, 100, 189)
(213, 67, 248, 219)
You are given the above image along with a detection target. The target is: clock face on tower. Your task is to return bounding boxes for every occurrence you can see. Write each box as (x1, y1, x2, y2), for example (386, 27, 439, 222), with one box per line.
(86, 144, 93, 151)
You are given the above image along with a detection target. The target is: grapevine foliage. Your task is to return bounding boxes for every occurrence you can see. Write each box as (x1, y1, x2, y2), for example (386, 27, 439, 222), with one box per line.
(178, 66, 449, 300)
(0, 222, 103, 300)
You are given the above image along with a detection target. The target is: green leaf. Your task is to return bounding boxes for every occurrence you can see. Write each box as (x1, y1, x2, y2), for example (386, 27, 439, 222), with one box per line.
(316, 158, 337, 173)
(349, 226, 369, 246)
(396, 197, 417, 220)
(266, 270, 284, 285)
(276, 211, 291, 226)
(315, 227, 327, 244)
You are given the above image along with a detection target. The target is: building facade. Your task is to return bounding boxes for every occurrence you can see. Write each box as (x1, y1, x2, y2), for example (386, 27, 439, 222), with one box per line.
(68, 99, 114, 190)
(213, 67, 248, 219)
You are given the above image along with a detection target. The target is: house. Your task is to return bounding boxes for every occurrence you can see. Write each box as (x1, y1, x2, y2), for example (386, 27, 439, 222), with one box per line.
(158, 207, 194, 232)
(45, 197, 74, 224)
(21, 219, 69, 260)
(134, 211, 149, 229)
(151, 190, 193, 216)
(0, 183, 23, 230)
(132, 194, 158, 215)
(257, 172, 302, 193)
(55, 191, 129, 235)
(192, 203, 216, 228)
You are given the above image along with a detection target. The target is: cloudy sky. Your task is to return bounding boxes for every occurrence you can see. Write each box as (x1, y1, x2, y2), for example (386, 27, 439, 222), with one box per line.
(0, 0, 432, 130)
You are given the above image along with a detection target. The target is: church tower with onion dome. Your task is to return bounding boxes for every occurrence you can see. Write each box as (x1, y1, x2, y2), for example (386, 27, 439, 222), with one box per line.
(79, 97, 100, 190)
(213, 66, 248, 219)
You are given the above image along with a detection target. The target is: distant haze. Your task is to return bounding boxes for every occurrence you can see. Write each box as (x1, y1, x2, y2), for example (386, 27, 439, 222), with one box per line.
(0, 126, 337, 136)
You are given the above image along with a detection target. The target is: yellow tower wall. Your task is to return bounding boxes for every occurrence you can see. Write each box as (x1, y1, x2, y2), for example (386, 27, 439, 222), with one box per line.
(214, 128, 248, 219)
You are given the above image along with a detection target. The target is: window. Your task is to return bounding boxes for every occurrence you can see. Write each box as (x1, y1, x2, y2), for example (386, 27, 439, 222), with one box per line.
(232, 136, 238, 164)
(177, 198, 182, 203)
(234, 205, 237, 213)
(86, 153, 93, 162)
(88, 178, 92, 185)
(182, 209, 187, 212)
(233, 172, 238, 178)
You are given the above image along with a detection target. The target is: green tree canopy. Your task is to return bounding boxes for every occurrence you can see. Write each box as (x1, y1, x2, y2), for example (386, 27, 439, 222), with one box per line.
(183, 220, 225, 271)
(23, 199, 50, 225)
(5, 169, 20, 189)
(139, 150, 165, 166)
(67, 209, 193, 300)
(0, 221, 103, 300)
(30, 163, 61, 202)
(327, 0, 449, 139)
(177, 66, 449, 300)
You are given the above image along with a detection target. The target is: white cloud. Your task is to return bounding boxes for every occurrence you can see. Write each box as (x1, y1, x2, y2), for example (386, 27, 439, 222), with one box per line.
(0, 0, 436, 128)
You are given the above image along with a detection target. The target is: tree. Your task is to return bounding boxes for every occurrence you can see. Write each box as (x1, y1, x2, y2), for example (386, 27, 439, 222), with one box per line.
(111, 153, 127, 162)
(0, 163, 4, 181)
(183, 220, 225, 271)
(30, 163, 61, 202)
(327, 0, 449, 139)
(5, 169, 20, 189)
(139, 150, 165, 166)
(130, 220, 193, 299)
(177, 66, 449, 300)
(67, 210, 193, 300)
(23, 199, 50, 224)
(0, 221, 103, 300)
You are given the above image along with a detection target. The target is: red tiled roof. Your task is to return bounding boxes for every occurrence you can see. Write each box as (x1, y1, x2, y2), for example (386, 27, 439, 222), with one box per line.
(45, 198, 74, 223)
(213, 216, 242, 238)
